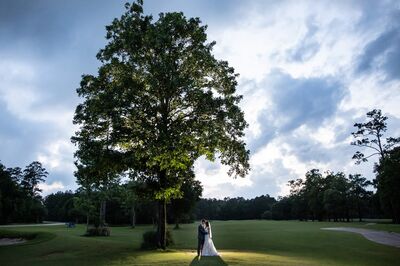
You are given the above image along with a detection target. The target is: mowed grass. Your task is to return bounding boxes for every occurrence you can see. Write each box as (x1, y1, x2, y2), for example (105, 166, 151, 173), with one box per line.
(0, 220, 399, 266)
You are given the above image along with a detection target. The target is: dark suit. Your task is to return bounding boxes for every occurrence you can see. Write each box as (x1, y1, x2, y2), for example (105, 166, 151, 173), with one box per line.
(197, 224, 208, 256)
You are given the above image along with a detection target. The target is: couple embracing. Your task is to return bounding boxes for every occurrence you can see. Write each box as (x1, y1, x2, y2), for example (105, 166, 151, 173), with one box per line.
(197, 219, 218, 257)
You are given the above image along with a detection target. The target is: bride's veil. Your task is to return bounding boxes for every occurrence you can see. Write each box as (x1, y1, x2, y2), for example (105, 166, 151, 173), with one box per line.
(208, 222, 212, 238)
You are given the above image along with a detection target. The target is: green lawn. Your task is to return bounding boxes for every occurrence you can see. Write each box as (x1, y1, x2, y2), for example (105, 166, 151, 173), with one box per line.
(0, 220, 399, 265)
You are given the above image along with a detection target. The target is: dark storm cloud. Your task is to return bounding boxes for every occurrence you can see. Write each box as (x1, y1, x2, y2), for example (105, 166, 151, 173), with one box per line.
(0, 1, 122, 57)
(356, 10, 400, 80)
(0, 0, 125, 110)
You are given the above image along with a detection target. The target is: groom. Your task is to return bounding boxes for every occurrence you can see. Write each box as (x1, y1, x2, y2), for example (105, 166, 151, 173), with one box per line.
(197, 219, 208, 256)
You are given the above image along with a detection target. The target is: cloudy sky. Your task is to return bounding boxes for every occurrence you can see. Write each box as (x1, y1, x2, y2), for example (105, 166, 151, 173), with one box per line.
(1, 0, 399, 198)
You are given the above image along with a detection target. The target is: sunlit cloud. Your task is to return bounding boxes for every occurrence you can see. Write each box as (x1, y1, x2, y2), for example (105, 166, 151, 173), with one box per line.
(38, 181, 65, 194)
(0, 0, 399, 198)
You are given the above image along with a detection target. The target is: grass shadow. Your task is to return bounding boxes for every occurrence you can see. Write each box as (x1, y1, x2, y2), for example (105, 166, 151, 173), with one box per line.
(190, 255, 228, 266)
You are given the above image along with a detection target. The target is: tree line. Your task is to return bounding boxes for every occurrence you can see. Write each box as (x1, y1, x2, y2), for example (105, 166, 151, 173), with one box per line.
(2, 109, 399, 226)
(270, 109, 400, 223)
(43, 190, 276, 225)
(194, 195, 276, 220)
(44, 175, 203, 229)
(0, 161, 48, 224)
(269, 170, 375, 221)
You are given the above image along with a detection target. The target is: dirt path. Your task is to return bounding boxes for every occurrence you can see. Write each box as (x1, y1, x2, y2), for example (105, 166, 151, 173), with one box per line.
(322, 227, 400, 248)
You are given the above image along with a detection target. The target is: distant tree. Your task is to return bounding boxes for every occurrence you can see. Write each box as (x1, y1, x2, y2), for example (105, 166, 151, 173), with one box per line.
(74, 188, 97, 230)
(72, 132, 123, 229)
(0, 161, 49, 224)
(348, 174, 372, 222)
(195, 198, 223, 220)
(304, 169, 325, 221)
(323, 188, 342, 222)
(261, 210, 272, 220)
(376, 147, 400, 223)
(21, 161, 48, 198)
(286, 170, 374, 222)
(72, 1, 249, 249)
(170, 172, 203, 229)
(288, 178, 308, 220)
(194, 195, 276, 221)
(248, 195, 276, 219)
(118, 181, 139, 228)
(351, 109, 400, 224)
(0, 163, 20, 224)
(44, 191, 82, 223)
(323, 172, 349, 222)
(21, 161, 48, 223)
(351, 109, 400, 164)
(271, 197, 293, 220)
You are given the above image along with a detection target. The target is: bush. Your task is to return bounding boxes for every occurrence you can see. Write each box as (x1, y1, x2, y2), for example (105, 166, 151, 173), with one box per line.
(141, 230, 174, 249)
(261, 210, 272, 220)
(84, 227, 111, 237)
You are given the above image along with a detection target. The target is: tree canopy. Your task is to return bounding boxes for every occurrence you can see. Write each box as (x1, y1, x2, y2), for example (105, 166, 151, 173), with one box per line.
(351, 109, 400, 164)
(72, 1, 249, 248)
(0, 161, 47, 224)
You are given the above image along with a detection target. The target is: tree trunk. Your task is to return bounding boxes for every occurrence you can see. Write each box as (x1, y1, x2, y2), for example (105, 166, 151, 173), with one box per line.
(157, 199, 167, 249)
(157, 169, 167, 249)
(86, 213, 89, 230)
(99, 200, 106, 227)
(174, 216, 180, 229)
(131, 205, 136, 228)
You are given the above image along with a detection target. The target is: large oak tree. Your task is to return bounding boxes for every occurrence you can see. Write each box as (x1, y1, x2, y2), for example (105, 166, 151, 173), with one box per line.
(72, 1, 249, 248)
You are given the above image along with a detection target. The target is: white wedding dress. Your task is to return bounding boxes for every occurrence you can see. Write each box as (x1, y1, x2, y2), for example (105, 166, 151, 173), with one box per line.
(202, 224, 218, 256)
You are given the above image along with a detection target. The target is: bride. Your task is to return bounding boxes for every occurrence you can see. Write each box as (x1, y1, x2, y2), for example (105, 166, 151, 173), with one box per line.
(202, 221, 219, 256)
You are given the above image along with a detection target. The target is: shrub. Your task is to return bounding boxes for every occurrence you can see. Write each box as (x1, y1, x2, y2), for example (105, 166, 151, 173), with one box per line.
(261, 210, 272, 220)
(141, 230, 174, 249)
(84, 227, 111, 237)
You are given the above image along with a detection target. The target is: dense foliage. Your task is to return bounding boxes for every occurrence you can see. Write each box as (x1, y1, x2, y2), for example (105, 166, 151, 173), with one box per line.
(195, 195, 276, 220)
(71, 0, 249, 248)
(0, 161, 47, 224)
(271, 170, 374, 221)
(43, 179, 201, 227)
(351, 109, 400, 223)
(141, 230, 174, 249)
(351, 109, 400, 164)
(44, 190, 82, 223)
(376, 147, 400, 223)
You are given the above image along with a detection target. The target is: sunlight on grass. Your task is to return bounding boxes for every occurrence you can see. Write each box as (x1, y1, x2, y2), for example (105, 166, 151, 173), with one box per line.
(108, 250, 319, 266)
